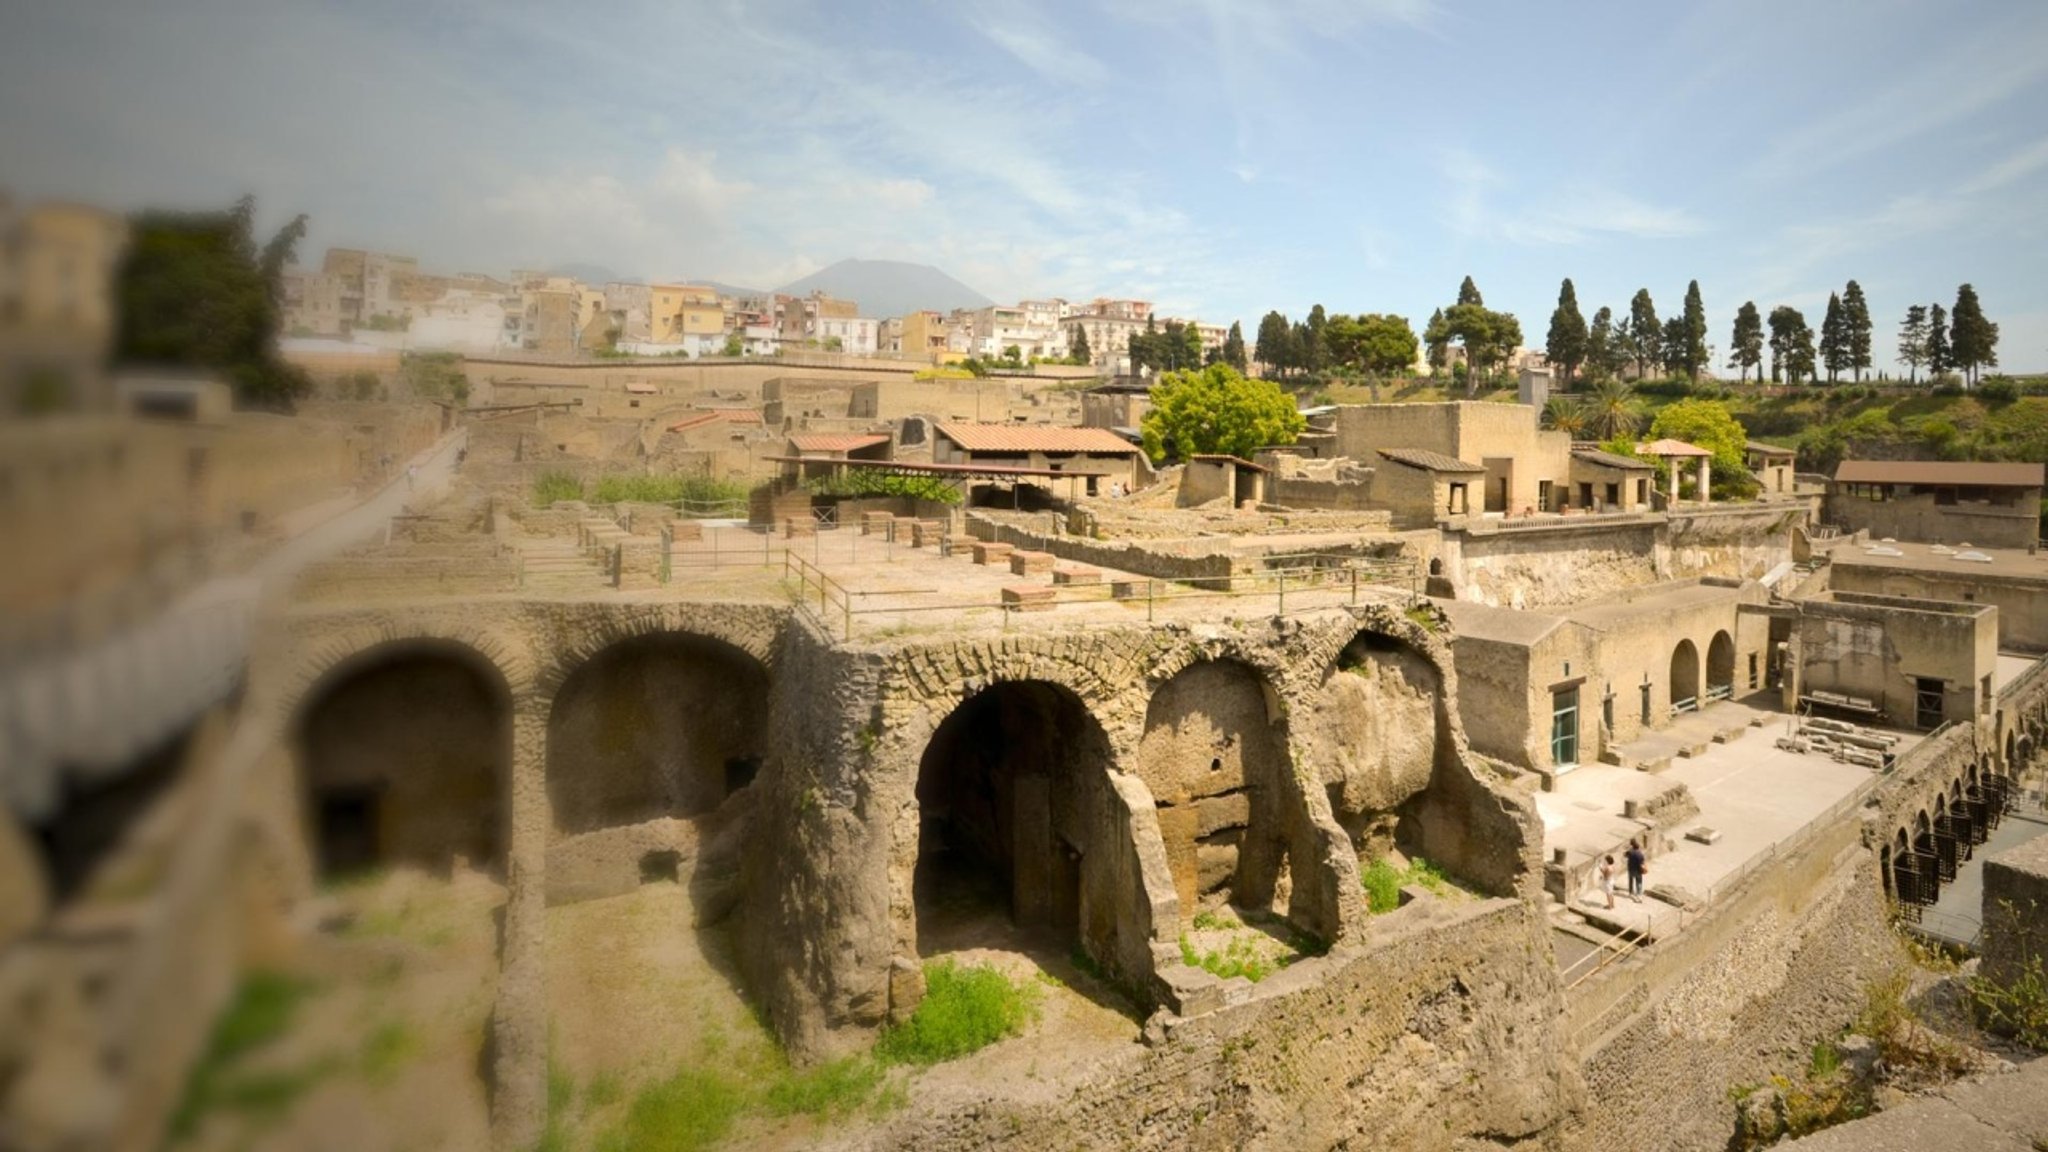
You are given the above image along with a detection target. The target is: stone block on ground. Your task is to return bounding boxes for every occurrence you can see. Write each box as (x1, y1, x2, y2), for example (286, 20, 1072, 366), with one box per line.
(860, 512, 895, 536)
(1008, 549, 1055, 576)
(782, 517, 815, 538)
(972, 541, 1015, 565)
(670, 520, 703, 543)
(1001, 585, 1055, 612)
(1052, 564, 1102, 585)
(909, 520, 945, 547)
(1111, 578, 1166, 600)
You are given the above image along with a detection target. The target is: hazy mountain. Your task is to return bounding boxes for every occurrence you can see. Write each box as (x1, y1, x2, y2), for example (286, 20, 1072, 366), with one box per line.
(775, 259, 993, 319)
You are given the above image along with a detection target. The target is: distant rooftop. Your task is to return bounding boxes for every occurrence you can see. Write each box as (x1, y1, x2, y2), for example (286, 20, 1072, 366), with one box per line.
(787, 432, 890, 453)
(1834, 460, 2045, 488)
(1637, 438, 1712, 458)
(1378, 447, 1485, 474)
(936, 423, 1139, 454)
(1572, 448, 1657, 471)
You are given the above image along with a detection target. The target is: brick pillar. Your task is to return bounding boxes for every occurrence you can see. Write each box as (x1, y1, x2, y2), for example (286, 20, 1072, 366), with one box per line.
(491, 695, 549, 1149)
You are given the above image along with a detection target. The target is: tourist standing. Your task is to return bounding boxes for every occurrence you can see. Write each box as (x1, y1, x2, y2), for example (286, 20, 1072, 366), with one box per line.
(406, 462, 418, 491)
(1597, 855, 1617, 910)
(1624, 840, 1646, 902)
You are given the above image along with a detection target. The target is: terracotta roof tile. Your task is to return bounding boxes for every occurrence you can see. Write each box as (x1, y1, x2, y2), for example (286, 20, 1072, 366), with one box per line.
(936, 423, 1140, 454)
(787, 432, 891, 453)
(1835, 460, 2045, 487)
(1377, 447, 1485, 474)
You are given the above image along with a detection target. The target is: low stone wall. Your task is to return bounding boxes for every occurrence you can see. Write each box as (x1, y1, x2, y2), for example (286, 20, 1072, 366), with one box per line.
(1981, 832, 2048, 991)
(964, 515, 1239, 587)
(845, 899, 1576, 1151)
(292, 554, 521, 600)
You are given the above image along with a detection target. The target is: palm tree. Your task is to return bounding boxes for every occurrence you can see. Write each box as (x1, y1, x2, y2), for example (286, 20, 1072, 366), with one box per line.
(1583, 377, 1644, 441)
(1542, 395, 1587, 437)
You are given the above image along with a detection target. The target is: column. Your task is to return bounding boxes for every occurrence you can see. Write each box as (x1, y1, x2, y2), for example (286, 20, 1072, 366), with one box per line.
(490, 695, 549, 1149)
(1667, 459, 1680, 505)
(1698, 458, 1712, 506)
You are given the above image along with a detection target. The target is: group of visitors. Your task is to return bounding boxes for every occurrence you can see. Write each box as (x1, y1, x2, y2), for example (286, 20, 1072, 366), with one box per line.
(1594, 839, 1648, 910)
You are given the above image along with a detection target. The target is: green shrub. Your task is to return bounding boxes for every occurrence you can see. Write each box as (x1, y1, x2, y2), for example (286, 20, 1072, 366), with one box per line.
(533, 470, 583, 506)
(805, 470, 962, 505)
(1969, 954, 2048, 1050)
(591, 474, 748, 506)
(1361, 855, 1452, 913)
(876, 960, 1040, 1065)
(1178, 933, 1275, 982)
(170, 973, 317, 1138)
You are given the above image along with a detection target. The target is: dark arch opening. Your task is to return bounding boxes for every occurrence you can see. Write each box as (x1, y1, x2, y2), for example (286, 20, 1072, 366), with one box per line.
(1706, 631, 1735, 701)
(296, 642, 510, 880)
(913, 681, 1111, 957)
(1136, 659, 1294, 925)
(546, 632, 769, 836)
(1670, 639, 1700, 714)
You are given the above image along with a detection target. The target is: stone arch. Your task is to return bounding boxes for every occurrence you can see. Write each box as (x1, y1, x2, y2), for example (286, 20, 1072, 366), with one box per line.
(912, 680, 1125, 965)
(293, 637, 513, 879)
(1706, 630, 1735, 700)
(1670, 639, 1701, 713)
(1309, 630, 1443, 864)
(1135, 658, 1294, 925)
(545, 631, 770, 836)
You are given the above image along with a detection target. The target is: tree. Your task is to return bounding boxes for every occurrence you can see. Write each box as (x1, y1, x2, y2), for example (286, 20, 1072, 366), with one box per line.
(1925, 303, 1952, 379)
(1626, 289, 1661, 379)
(1767, 305, 1816, 384)
(722, 332, 744, 357)
(1457, 276, 1484, 307)
(1660, 315, 1689, 376)
(1950, 283, 1999, 387)
(1545, 278, 1589, 388)
(1818, 292, 1847, 382)
(1423, 307, 1450, 374)
(1068, 324, 1092, 365)
(1541, 395, 1587, 437)
(1647, 398, 1758, 500)
(1301, 304, 1329, 376)
(1435, 277, 1519, 395)
(1254, 311, 1293, 377)
(1586, 306, 1618, 381)
(1679, 280, 1708, 382)
(113, 195, 311, 411)
(1895, 306, 1927, 384)
(1728, 301, 1764, 383)
(1131, 318, 1201, 374)
(1221, 321, 1246, 372)
(1139, 363, 1305, 463)
(1325, 313, 1419, 377)
(1842, 280, 1873, 382)
(1582, 377, 1644, 440)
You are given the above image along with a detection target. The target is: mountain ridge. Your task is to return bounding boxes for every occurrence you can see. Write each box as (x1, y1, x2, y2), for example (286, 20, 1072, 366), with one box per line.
(775, 258, 993, 319)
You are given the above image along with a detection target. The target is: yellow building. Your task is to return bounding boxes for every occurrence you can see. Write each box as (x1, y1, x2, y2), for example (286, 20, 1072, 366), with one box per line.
(650, 284, 724, 344)
(899, 310, 949, 362)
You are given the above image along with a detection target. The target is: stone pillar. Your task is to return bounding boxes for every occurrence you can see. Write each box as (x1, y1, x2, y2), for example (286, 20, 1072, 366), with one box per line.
(491, 695, 549, 1150)
(1667, 458, 1680, 506)
(1697, 458, 1711, 505)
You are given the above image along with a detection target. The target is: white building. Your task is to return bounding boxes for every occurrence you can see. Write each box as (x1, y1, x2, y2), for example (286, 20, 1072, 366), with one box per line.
(815, 315, 879, 356)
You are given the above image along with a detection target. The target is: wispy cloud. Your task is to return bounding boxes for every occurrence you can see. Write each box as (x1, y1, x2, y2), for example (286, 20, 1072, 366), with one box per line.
(967, 8, 1110, 87)
(1438, 151, 1700, 247)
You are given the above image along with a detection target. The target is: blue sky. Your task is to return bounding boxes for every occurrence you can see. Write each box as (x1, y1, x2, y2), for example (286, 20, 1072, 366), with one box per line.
(4, 0, 2046, 370)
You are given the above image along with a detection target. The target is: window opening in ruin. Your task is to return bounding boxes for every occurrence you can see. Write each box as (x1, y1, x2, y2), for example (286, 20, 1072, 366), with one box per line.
(639, 849, 682, 884)
(1550, 688, 1579, 767)
(1537, 479, 1553, 512)
(1640, 681, 1651, 725)
(1980, 675, 1992, 716)
(314, 786, 381, 878)
(1748, 653, 1759, 690)
(1605, 482, 1620, 505)
(1602, 689, 1614, 737)
(1915, 677, 1944, 731)
(1579, 482, 1594, 507)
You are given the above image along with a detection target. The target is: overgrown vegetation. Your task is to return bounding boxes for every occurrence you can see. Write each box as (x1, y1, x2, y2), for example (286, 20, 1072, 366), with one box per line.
(1968, 902, 2048, 1050)
(1361, 855, 1452, 914)
(591, 474, 748, 506)
(804, 469, 963, 504)
(399, 351, 468, 403)
(1178, 932, 1276, 983)
(875, 959, 1042, 1065)
(170, 972, 332, 1141)
(532, 469, 584, 506)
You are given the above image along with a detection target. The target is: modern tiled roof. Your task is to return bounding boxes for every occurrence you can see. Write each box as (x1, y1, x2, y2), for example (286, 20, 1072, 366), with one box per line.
(1571, 448, 1658, 471)
(1637, 438, 1713, 458)
(787, 432, 891, 453)
(665, 412, 724, 433)
(936, 422, 1140, 454)
(1746, 441, 1796, 456)
(1377, 447, 1486, 474)
(1835, 460, 2046, 487)
(1188, 453, 1269, 473)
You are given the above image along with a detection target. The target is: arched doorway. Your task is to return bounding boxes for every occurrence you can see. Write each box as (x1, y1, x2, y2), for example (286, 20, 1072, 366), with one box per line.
(1670, 640, 1700, 715)
(1706, 631, 1735, 703)
(296, 642, 510, 879)
(1135, 660, 1292, 923)
(546, 633, 769, 836)
(913, 681, 1115, 957)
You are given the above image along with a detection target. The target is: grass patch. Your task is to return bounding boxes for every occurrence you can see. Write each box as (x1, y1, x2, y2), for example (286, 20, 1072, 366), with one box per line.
(170, 972, 324, 1140)
(533, 469, 583, 506)
(763, 1055, 888, 1119)
(597, 1067, 749, 1152)
(876, 959, 1042, 1066)
(1361, 855, 1453, 914)
(359, 1021, 417, 1085)
(1191, 908, 1240, 931)
(1178, 933, 1274, 983)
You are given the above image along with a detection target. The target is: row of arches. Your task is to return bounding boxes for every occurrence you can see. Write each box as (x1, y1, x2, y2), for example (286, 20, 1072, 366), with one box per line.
(1668, 630, 1737, 715)
(291, 623, 1466, 983)
(1880, 752, 2031, 917)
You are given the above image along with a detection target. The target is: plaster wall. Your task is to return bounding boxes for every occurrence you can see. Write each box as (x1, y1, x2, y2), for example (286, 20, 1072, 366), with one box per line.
(1829, 563, 2048, 654)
